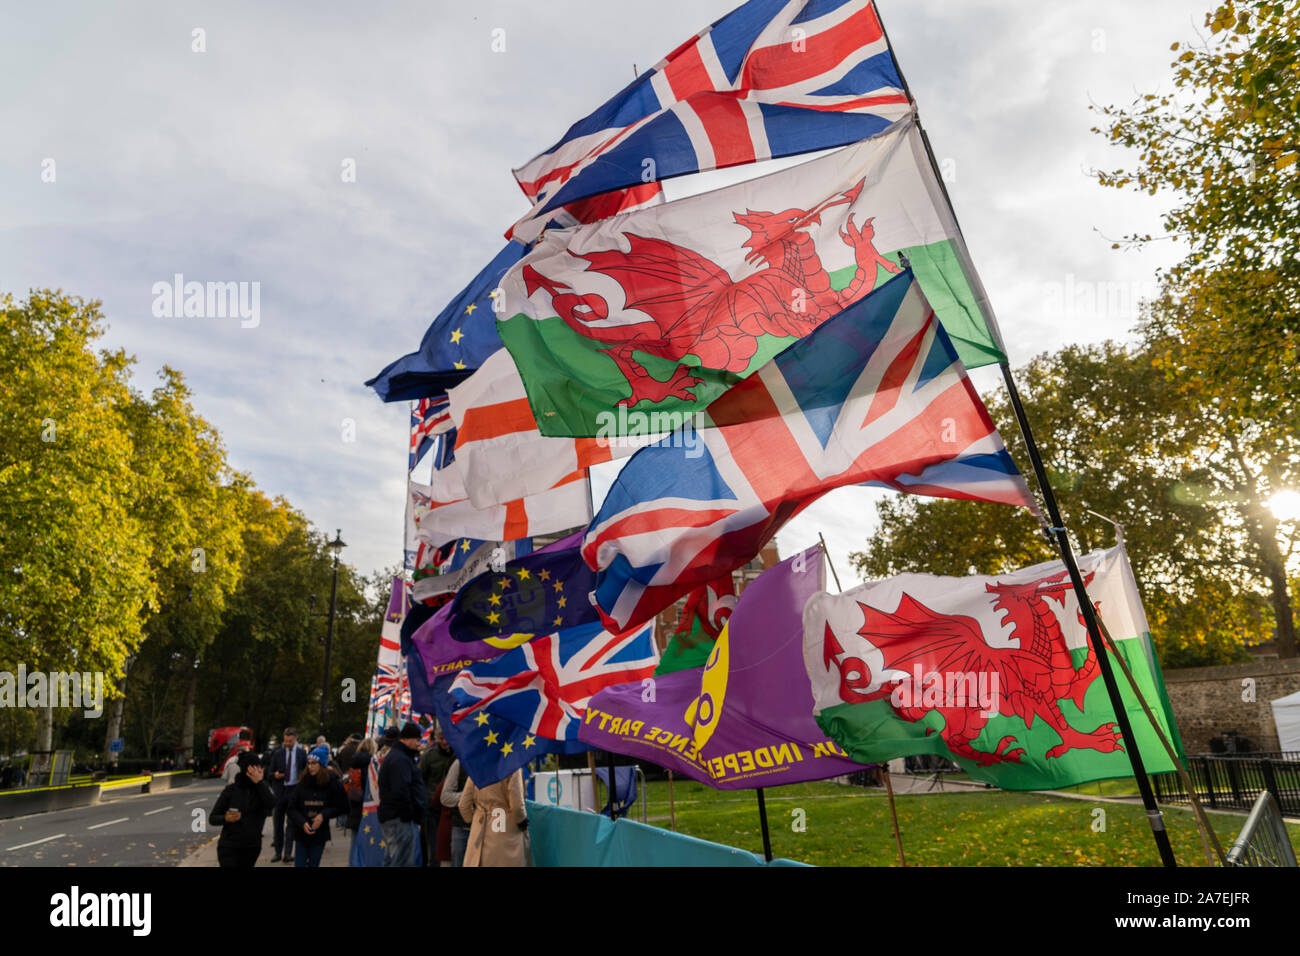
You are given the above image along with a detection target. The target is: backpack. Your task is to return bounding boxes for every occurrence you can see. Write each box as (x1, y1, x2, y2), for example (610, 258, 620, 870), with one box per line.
(344, 765, 364, 802)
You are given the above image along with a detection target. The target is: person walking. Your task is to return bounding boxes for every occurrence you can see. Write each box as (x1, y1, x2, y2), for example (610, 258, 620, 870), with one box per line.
(287, 746, 348, 867)
(266, 727, 307, 863)
(344, 737, 376, 836)
(377, 722, 426, 867)
(458, 767, 529, 867)
(221, 731, 254, 785)
(337, 732, 363, 772)
(418, 727, 454, 867)
(438, 757, 472, 867)
(208, 752, 276, 868)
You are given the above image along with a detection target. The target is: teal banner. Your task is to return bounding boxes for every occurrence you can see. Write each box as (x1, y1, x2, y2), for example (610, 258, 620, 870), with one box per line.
(525, 800, 809, 867)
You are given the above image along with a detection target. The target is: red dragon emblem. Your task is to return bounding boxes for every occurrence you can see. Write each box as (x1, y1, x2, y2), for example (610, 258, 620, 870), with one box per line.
(824, 570, 1123, 767)
(522, 178, 901, 408)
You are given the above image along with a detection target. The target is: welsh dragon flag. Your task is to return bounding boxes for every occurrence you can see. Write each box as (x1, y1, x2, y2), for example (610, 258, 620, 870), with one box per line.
(655, 575, 737, 677)
(497, 114, 1004, 438)
(803, 545, 1185, 790)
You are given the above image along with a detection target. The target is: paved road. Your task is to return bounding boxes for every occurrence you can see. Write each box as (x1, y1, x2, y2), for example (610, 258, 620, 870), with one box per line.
(0, 778, 226, 867)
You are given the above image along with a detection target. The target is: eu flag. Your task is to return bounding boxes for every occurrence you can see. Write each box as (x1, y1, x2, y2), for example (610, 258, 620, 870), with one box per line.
(445, 532, 598, 644)
(408, 652, 586, 789)
(366, 241, 528, 403)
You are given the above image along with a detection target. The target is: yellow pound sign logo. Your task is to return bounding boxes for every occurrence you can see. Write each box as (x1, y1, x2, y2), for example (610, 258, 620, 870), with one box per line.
(683, 622, 730, 750)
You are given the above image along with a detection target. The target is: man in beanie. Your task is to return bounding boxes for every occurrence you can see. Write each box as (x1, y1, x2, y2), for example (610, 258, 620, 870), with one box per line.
(209, 751, 276, 868)
(377, 722, 427, 866)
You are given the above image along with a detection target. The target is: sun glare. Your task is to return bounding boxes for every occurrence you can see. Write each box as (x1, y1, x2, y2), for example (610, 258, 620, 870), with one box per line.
(1268, 490, 1300, 523)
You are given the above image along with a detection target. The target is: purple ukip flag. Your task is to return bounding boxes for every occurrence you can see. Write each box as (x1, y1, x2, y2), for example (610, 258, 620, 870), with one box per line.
(578, 544, 869, 789)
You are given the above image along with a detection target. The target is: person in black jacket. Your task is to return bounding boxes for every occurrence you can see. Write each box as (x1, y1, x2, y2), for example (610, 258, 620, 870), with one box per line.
(288, 745, 348, 867)
(377, 722, 427, 867)
(345, 737, 376, 834)
(209, 751, 276, 868)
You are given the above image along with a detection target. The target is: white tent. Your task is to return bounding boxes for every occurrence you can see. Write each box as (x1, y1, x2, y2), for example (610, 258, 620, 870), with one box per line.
(1270, 689, 1300, 753)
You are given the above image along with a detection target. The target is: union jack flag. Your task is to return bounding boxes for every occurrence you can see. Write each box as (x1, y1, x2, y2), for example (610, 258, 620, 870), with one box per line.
(509, 0, 911, 241)
(584, 271, 1039, 633)
(410, 396, 452, 472)
(365, 578, 409, 735)
(448, 620, 658, 740)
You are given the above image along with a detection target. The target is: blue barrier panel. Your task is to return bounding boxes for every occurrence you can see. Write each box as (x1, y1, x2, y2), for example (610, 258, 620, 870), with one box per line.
(526, 800, 810, 867)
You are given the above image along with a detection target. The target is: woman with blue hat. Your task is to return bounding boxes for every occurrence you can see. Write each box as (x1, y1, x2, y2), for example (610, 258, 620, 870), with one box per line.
(287, 744, 348, 867)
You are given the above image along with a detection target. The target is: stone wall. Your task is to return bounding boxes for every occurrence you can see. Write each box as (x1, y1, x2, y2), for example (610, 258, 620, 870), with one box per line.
(1161, 657, 1300, 753)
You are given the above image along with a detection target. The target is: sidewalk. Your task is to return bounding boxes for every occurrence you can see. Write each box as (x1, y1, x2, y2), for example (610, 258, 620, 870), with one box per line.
(180, 818, 355, 867)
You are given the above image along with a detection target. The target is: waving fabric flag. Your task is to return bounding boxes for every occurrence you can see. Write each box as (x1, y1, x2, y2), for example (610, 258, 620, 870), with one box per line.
(366, 241, 527, 403)
(409, 471, 590, 548)
(408, 531, 602, 671)
(447, 349, 662, 508)
(580, 545, 868, 788)
(655, 575, 737, 676)
(509, 0, 910, 242)
(409, 395, 452, 471)
(412, 537, 525, 605)
(499, 115, 1003, 438)
(584, 270, 1037, 633)
(449, 621, 659, 740)
(365, 578, 408, 736)
(435, 532, 598, 643)
(409, 659, 588, 789)
(803, 545, 1183, 790)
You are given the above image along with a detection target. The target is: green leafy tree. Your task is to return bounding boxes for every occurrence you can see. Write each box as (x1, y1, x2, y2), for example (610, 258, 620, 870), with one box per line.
(1093, 0, 1300, 358)
(119, 369, 246, 761)
(0, 291, 155, 750)
(853, 342, 1270, 667)
(1092, 0, 1300, 656)
(193, 491, 385, 751)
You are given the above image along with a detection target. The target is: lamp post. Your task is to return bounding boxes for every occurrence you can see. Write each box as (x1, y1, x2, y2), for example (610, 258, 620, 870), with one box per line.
(318, 529, 346, 737)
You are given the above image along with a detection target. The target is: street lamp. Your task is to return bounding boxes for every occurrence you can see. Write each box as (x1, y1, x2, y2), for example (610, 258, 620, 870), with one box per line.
(318, 529, 346, 737)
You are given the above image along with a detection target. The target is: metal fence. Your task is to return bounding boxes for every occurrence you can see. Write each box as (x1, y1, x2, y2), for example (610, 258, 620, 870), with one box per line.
(1152, 752, 1300, 816)
(1225, 791, 1299, 867)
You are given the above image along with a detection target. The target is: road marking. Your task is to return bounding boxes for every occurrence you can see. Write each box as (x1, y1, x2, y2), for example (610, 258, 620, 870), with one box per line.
(6, 833, 66, 850)
(87, 817, 130, 830)
(184, 798, 205, 805)
(143, 806, 173, 816)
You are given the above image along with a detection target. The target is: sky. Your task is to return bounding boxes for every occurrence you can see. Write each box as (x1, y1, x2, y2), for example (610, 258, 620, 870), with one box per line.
(0, 0, 1209, 587)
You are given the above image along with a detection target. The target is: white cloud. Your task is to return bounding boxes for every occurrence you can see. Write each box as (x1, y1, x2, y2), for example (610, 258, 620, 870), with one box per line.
(0, 0, 1209, 579)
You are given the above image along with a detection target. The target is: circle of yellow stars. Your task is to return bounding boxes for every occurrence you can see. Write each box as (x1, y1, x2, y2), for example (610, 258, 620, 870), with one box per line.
(471, 709, 536, 756)
(482, 566, 565, 628)
(448, 289, 503, 371)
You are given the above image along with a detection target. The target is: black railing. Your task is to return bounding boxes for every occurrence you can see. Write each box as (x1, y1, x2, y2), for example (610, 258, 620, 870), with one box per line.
(1152, 752, 1300, 816)
(1226, 791, 1299, 866)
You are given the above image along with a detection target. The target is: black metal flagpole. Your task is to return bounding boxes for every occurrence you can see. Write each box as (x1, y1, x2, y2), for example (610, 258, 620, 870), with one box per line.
(873, 1, 1177, 867)
(583, 468, 623, 822)
(756, 787, 773, 862)
(999, 371, 1177, 868)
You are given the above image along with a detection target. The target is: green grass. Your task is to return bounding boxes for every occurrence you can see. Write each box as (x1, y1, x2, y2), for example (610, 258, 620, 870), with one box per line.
(637, 778, 1300, 866)
(938, 771, 1141, 798)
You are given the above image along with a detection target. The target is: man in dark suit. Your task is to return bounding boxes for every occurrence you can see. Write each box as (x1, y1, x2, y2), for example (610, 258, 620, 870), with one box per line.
(266, 727, 307, 863)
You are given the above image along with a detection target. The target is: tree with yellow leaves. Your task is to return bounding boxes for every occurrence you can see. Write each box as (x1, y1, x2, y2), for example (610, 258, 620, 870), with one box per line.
(1093, 0, 1299, 657)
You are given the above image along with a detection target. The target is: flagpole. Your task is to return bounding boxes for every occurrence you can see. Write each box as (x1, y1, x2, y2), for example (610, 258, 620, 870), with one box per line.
(873, 1, 1177, 868)
(582, 466, 621, 821)
(880, 766, 907, 867)
(756, 788, 773, 862)
(667, 770, 676, 831)
(998, 370, 1177, 868)
(1087, 514, 1222, 865)
(818, 533, 906, 866)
